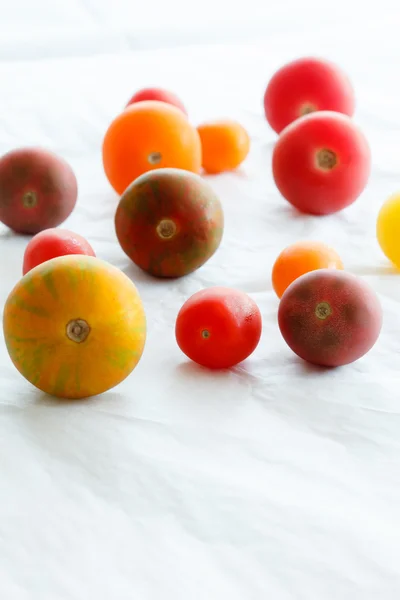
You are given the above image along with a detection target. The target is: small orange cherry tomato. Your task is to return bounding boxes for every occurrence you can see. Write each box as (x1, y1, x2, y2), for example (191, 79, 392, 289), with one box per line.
(102, 100, 202, 195)
(272, 240, 343, 298)
(197, 120, 250, 174)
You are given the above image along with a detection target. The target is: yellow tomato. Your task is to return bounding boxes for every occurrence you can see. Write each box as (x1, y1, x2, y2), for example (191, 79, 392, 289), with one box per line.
(3, 255, 146, 398)
(377, 192, 400, 268)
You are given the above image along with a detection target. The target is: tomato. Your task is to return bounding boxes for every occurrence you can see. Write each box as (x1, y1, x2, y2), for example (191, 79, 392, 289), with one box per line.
(376, 192, 400, 268)
(197, 120, 250, 174)
(125, 87, 187, 115)
(102, 100, 201, 195)
(115, 168, 223, 278)
(272, 240, 343, 298)
(278, 269, 382, 367)
(264, 56, 355, 134)
(272, 111, 371, 215)
(23, 228, 95, 275)
(0, 147, 77, 234)
(4, 255, 146, 399)
(175, 287, 262, 369)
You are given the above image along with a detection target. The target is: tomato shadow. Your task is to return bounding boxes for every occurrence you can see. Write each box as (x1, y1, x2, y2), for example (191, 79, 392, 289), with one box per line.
(0, 229, 15, 239)
(291, 356, 336, 376)
(0, 228, 31, 240)
(276, 203, 332, 222)
(31, 390, 102, 407)
(175, 360, 231, 380)
(174, 358, 258, 385)
(120, 261, 153, 283)
(120, 261, 183, 288)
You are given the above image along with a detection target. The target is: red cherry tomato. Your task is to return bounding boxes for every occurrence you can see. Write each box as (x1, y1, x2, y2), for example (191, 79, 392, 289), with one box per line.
(125, 87, 187, 115)
(175, 287, 262, 369)
(272, 111, 371, 215)
(264, 56, 355, 134)
(22, 228, 95, 274)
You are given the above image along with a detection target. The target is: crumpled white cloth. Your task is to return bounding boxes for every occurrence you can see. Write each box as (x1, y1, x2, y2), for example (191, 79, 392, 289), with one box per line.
(1, 5, 400, 598)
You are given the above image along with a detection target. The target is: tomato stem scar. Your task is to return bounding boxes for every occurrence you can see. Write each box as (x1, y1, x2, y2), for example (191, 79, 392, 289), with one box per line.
(316, 148, 337, 171)
(299, 102, 317, 116)
(148, 151, 162, 165)
(156, 219, 177, 239)
(315, 302, 332, 320)
(66, 319, 90, 343)
(22, 191, 38, 208)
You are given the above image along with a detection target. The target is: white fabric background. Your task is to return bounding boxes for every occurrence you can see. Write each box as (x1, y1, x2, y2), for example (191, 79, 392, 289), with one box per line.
(1, 1, 400, 598)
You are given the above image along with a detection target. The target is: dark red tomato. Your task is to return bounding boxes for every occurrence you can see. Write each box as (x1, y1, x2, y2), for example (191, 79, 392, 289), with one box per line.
(175, 287, 262, 369)
(278, 269, 382, 367)
(272, 111, 371, 215)
(22, 228, 95, 274)
(0, 147, 78, 234)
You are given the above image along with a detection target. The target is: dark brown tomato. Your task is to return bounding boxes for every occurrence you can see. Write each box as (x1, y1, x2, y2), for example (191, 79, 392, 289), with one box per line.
(0, 147, 78, 234)
(278, 269, 382, 367)
(115, 168, 224, 278)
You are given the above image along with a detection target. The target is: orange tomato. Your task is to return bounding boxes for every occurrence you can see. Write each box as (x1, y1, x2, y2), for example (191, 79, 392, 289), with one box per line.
(272, 240, 344, 298)
(3, 255, 146, 399)
(102, 100, 202, 195)
(197, 119, 250, 174)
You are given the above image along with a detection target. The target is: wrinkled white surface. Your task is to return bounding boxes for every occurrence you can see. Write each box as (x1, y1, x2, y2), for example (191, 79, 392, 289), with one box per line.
(1, 3, 400, 598)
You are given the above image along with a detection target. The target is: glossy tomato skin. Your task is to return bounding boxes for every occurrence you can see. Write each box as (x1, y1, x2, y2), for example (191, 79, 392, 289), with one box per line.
(278, 269, 382, 367)
(22, 228, 95, 274)
(271, 240, 343, 298)
(126, 87, 187, 115)
(175, 287, 262, 369)
(102, 101, 201, 195)
(197, 120, 250, 174)
(272, 111, 371, 215)
(264, 57, 355, 134)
